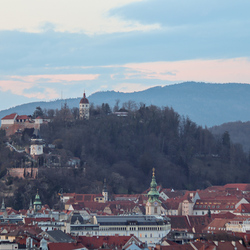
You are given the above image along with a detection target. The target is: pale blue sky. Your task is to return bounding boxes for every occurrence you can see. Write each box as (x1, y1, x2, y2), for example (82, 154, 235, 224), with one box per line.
(0, 0, 250, 110)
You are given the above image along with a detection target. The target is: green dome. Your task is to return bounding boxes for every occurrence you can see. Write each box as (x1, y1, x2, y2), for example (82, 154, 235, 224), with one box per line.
(33, 192, 42, 205)
(147, 168, 161, 203)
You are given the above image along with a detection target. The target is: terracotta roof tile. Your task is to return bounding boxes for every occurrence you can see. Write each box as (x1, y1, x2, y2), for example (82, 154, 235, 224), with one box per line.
(1, 113, 17, 120)
(48, 242, 85, 250)
(77, 235, 135, 249)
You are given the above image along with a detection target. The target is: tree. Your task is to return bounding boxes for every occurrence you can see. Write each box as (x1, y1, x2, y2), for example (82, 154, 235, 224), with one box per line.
(113, 99, 120, 112)
(33, 106, 44, 118)
(101, 103, 111, 115)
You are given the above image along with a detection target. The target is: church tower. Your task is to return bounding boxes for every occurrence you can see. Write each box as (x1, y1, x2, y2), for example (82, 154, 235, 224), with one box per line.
(33, 190, 42, 212)
(102, 179, 108, 202)
(79, 92, 89, 120)
(146, 168, 161, 216)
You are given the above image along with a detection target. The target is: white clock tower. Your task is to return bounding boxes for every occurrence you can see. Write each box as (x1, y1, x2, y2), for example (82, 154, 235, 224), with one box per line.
(30, 138, 44, 158)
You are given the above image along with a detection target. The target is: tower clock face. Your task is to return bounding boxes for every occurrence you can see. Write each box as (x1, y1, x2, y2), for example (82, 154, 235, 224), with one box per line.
(37, 205, 41, 210)
(154, 202, 158, 206)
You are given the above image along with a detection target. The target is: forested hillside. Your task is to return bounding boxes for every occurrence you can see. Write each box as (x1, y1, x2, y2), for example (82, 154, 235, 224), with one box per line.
(40, 104, 250, 193)
(1, 103, 250, 209)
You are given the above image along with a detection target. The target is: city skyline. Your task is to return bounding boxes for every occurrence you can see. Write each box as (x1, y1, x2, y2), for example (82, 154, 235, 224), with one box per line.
(0, 0, 250, 110)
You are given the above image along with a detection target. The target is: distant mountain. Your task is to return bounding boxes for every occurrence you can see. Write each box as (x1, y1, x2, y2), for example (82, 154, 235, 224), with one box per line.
(1, 82, 250, 127)
(210, 121, 250, 152)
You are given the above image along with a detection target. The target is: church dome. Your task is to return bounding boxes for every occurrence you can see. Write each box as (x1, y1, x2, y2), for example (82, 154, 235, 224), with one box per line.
(80, 92, 89, 104)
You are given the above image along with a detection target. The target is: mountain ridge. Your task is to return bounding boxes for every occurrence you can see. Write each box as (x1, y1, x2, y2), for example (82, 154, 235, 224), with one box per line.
(1, 81, 250, 127)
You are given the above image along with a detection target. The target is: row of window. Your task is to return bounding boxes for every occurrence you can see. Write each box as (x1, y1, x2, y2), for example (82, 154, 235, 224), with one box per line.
(99, 226, 162, 231)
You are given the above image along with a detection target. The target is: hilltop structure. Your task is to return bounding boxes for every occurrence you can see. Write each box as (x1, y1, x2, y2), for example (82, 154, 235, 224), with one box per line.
(30, 138, 44, 159)
(79, 92, 89, 120)
(0, 113, 49, 136)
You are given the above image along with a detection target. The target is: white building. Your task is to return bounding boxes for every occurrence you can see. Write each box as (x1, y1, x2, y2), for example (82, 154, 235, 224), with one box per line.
(79, 92, 89, 120)
(30, 138, 44, 157)
(67, 215, 171, 245)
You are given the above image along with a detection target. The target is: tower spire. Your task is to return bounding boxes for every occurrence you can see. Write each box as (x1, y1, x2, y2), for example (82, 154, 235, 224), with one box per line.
(102, 179, 108, 202)
(146, 168, 161, 215)
(1, 198, 5, 211)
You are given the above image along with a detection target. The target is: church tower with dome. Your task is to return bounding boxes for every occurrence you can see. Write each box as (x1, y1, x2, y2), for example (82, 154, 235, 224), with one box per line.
(146, 168, 162, 216)
(79, 92, 89, 120)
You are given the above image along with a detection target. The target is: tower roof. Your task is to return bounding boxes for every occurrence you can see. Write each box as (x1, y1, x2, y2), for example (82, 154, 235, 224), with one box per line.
(147, 168, 161, 203)
(33, 190, 42, 205)
(80, 92, 89, 104)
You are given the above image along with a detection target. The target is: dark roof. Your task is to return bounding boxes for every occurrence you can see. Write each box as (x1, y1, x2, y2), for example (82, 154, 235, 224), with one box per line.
(70, 213, 88, 224)
(77, 235, 136, 250)
(42, 230, 74, 243)
(48, 242, 85, 250)
(95, 215, 167, 226)
(80, 93, 89, 104)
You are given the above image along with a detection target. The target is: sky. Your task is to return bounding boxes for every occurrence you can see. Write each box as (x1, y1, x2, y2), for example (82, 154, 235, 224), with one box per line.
(0, 0, 250, 111)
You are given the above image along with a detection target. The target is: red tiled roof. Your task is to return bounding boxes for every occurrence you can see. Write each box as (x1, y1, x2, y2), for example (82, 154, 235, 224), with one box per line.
(211, 212, 236, 219)
(1, 113, 17, 120)
(48, 242, 85, 250)
(168, 216, 192, 232)
(216, 241, 246, 250)
(163, 198, 180, 210)
(168, 215, 212, 233)
(203, 218, 231, 233)
(224, 183, 250, 192)
(16, 115, 29, 120)
(77, 235, 133, 249)
(160, 244, 194, 250)
(234, 203, 250, 214)
(194, 198, 240, 211)
(63, 193, 76, 197)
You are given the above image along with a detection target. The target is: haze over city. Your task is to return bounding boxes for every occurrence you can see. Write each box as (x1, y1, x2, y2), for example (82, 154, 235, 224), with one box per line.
(0, 0, 250, 110)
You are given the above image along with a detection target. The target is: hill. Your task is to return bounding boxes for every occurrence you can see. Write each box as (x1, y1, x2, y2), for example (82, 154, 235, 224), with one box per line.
(1, 82, 250, 127)
(2, 104, 250, 209)
(210, 121, 250, 152)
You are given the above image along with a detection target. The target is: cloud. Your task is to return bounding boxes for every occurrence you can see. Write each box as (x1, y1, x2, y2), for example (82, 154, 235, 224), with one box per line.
(113, 83, 151, 92)
(0, 74, 99, 101)
(123, 58, 250, 83)
(0, 0, 159, 34)
(111, 0, 250, 27)
(11, 74, 99, 84)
